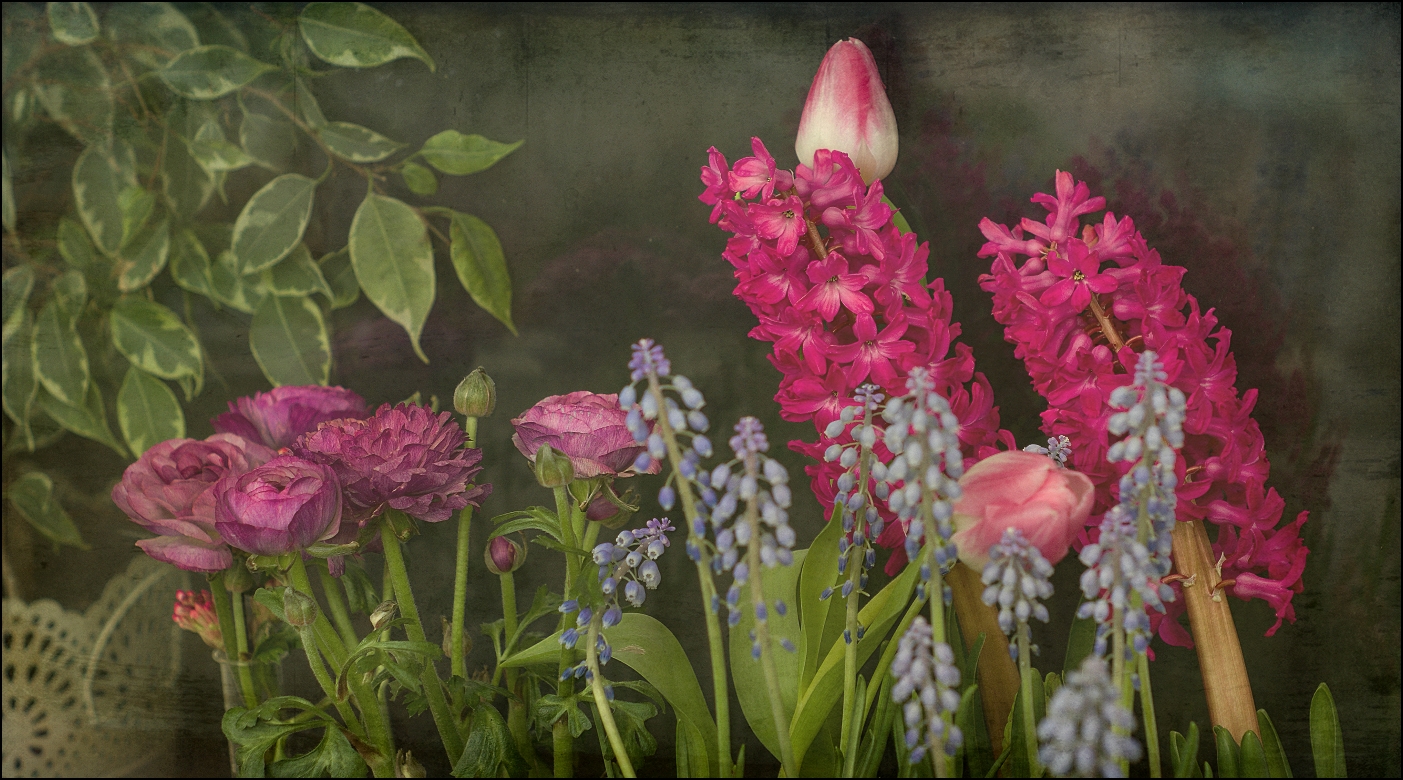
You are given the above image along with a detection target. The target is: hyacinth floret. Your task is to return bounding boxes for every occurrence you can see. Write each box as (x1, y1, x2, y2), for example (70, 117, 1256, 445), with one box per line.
(890, 616, 962, 764)
(1036, 655, 1142, 777)
(819, 384, 887, 600)
(709, 417, 797, 639)
(875, 368, 964, 599)
(618, 339, 713, 521)
(980, 528, 1055, 659)
(1024, 435, 1073, 467)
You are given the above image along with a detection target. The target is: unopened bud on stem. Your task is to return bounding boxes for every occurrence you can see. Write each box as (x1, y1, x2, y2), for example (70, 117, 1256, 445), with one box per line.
(454, 367, 496, 418)
(533, 444, 575, 489)
(282, 586, 319, 628)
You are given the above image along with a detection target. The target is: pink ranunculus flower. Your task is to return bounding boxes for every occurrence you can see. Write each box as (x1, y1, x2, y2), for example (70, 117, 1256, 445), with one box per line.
(112, 433, 277, 572)
(214, 455, 343, 556)
(212, 385, 369, 450)
(511, 391, 660, 479)
(795, 38, 899, 184)
(295, 403, 490, 524)
(949, 450, 1095, 571)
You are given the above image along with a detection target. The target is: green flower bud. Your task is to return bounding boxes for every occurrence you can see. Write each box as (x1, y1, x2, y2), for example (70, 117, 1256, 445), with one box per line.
(454, 367, 496, 418)
(533, 444, 575, 488)
(282, 586, 320, 628)
(224, 561, 255, 593)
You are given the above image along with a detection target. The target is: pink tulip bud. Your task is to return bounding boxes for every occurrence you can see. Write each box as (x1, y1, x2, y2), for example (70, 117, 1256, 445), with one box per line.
(949, 451, 1094, 571)
(795, 38, 899, 184)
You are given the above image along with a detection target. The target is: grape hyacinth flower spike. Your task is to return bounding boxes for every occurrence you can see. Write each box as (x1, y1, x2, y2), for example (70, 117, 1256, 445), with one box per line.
(1037, 655, 1142, 778)
(819, 383, 887, 616)
(890, 616, 962, 765)
(1024, 435, 1073, 467)
(980, 528, 1055, 660)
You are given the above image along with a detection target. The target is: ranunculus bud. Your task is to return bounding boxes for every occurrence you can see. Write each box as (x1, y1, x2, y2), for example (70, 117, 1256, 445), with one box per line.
(949, 451, 1094, 571)
(172, 590, 222, 649)
(282, 586, 319, 627)
(224, 562, 255, 594)
(795, 38, 899, 184)
(214, 456, 343, 557)
(454, 367, 497, 418)
(533, 444, 575, 488)
(485, 534, 526, 575)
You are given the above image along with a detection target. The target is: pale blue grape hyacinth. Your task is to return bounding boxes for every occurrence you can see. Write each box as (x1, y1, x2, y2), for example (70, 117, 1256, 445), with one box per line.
(1037, 655, 1142, 777)
(890, 615, 962, 764)
(981, 527, 1055, 659)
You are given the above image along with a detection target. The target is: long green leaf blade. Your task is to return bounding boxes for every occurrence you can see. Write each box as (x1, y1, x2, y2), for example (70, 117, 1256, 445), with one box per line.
(1309, 683, 1346, 778)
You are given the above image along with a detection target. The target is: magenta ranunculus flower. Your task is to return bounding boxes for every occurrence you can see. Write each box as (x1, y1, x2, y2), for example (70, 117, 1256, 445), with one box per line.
(795, 38, 899, 184)
(295, 403, 490, 524)
(214, 455, 342, 556)
(212, 385, 369, 450)
(112, 434, 276, 572)
(949, 450, 1095, 571)
(510, 391, 661, 479)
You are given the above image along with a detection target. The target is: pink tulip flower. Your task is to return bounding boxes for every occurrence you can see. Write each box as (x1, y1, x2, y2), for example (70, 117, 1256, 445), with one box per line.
(950, 450, 1094, 570)
(795, 38, 899, 184)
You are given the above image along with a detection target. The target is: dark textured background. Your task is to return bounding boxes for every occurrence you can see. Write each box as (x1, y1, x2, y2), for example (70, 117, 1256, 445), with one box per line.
(6, 4, 1398, 776)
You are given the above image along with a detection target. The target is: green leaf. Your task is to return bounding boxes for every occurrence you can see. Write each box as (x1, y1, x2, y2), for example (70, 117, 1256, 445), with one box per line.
(231, 174, 316, 274)
(169, 228, 215, 297)
(47, 2, 100, 46)
(159, 44, 274, 99)
(348, 193, 434, 362)
(450, 212, 516, 334)
(267, 723, 364, 778)
(419, 131, 521, 176)
(57, 216, 100, 271)
(181, 3, 248, 53)
(453, 703, 525, 778)
(2, 151, 14, 233)
(250, 294, 330, 387)
(261, 243, 333, 300)
(318, 248, 360, 309)
(117, 366, 184, 455)
(109, 297, 202, 381)
(488, 506, 563, 542)
(1310, 684, 1346, 778)
(37, 382, 125, 457)
(222, 701, 329, 778)
(2, 270, 38, 448)
(7, 471, 87, 548)
(293, 78, 326, 128)
(729, 549, 805, 764)
(116, 218, 170, 292)
(162, 122, 217, 220)
(340, 560, 378, 615)
(1256, 710, 1292, 777)
(31, 45, 112, 146)
(1007, 666, 1046, 778)
(1063, 612, 1098, 676)
(188, 120, 256, 172)
(104, 2, 200, 69)
(797, 504, 844, 689)
(400, 161, 437, 195)
(33, 284, 90, 407)
(676, 717, 709, 778)
(298, 2, 435, 71)
(790, 559, 920, 769)
(1173, 723, 1204, 778)
(72, 141, 137, 256)
(118, 186, 155, 247)
(240, 109, 298, 172)
(210, 250, 266, 314)
(1214, 725, 1241, 778)
(1239, 731, 1267, 778)
(319, 121, 403, 163)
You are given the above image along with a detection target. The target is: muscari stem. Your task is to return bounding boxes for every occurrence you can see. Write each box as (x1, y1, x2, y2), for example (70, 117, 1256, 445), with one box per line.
(744, 493, 798, 778)
(553, 485, 578, 778)
(921, 511, 949, 778)
(1170, 519, 1257, 742)
(1138, 650, 1162, 778)
(645, 372, 732, 776)
(317, 563, 360, 650)
(379, 519, 466, 766)
(451, 416, 479, 681)
(1016, 622, 1042, 777)
(839, 437, 875, 761)
(587, 619, 636, 777)
(210, 571, 257, 709)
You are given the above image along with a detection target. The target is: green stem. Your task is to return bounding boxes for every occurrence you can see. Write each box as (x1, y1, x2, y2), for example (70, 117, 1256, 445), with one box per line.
(1138, 650, 1162, 778)
(645, 373, 732, 776)
(317, 564, 360, 650)
(922, 510, 950, 778)
(839, 545, 862, 761)
(744, 492, 798, 778)
(293, 620, 368, 749)
(287, 558, 375, 742)
(499, 572, 534, 769)
(210, 572, 258, 709)
(451, 417, 478, 681)
(552, 484, 578, 778)
(587, 619, 636, 777)
(380, 519, 466, 766)
(1017, 622, 1041, 777)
